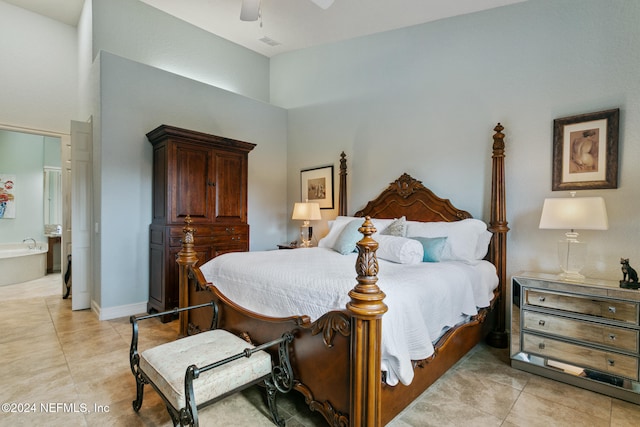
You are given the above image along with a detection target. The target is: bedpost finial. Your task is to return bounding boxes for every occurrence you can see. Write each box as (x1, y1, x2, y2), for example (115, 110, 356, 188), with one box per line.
(492, 123, 505, 152)
(338, 152, 348, 216)
(357, 216, 376, 241)
(178, 215, 198, 265)
(351, 216, 385, 304)
(182, 215, 195, 245)
(354, 216, 379, 282)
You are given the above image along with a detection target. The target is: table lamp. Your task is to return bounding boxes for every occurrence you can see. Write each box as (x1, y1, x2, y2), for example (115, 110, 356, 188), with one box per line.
(292, 201, 321, 247)
(539, 194, 608, 281)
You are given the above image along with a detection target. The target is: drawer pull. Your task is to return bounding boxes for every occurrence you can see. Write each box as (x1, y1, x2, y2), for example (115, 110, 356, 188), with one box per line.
(538, 342, 545, 350)
(608, 334, 617, 341)
(608, 306, 616, 314)
(538, 320, 546, 326)
(607, 359, 615, 367)
(538, 296, 546, 302)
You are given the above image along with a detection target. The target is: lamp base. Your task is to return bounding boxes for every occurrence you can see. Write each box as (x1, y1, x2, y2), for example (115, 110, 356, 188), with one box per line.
(299, 223, 313, 248)
(557, 235, 587, 282)
(558, 271, 586, 282)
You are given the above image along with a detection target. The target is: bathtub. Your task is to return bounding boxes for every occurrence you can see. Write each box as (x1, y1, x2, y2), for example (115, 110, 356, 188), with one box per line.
(0, 243, 48, 286)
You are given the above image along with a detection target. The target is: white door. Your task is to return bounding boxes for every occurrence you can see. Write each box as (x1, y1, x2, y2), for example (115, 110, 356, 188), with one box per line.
(61, 134, 71, 297)
(70, 120, 93, 310)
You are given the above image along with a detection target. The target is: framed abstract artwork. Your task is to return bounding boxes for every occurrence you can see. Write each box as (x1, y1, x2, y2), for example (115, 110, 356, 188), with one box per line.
(552, 108, 619, 191)
(0, 174, 16, 219)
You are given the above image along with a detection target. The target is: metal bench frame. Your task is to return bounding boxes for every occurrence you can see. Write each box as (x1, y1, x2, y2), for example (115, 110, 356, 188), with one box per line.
(129, 302, 295, 426)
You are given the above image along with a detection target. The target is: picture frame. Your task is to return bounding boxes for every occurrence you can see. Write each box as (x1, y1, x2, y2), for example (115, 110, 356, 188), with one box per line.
(0, 174, 16, 219)
(300, 165, 334, 209)
(552, 108, 619, 191)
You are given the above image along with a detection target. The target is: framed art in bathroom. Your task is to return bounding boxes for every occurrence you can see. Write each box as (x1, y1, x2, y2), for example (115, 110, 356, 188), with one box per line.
(0, 175, 16, 219)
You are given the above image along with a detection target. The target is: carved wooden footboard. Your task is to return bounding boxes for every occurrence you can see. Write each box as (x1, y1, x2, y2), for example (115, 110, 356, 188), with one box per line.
(176, 124, 508, 426)
(178, 216, 384, 425)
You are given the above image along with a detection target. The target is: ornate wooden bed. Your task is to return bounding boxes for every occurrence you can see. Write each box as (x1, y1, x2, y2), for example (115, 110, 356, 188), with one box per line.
(176, 124, 508, 426)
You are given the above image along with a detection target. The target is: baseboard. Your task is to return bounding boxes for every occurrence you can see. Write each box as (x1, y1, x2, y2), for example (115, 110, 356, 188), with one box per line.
(92, 300, 148, 321)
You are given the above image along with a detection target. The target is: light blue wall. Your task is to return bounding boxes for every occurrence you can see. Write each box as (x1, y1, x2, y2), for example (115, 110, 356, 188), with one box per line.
(271, 0, 640, 281)
(43, 137, 61, 168)
(89, 1, 286, 312)
(92, 0, 271, 102)
(96, 52, 287, 308)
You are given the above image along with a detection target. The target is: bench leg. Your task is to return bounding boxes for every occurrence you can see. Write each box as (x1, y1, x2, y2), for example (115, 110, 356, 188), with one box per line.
(168, 406, 182, 426)
(265, 379, 285, 427)
(265, 331, 295, 426)
(132, 375, 145, 412)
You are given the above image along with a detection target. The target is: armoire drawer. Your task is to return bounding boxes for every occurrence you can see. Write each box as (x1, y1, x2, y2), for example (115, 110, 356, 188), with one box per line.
(523, 311, 638, 352)
(525, 289, 638, 324)
(522, 333, 638, 380)
(168, 225, 248, 247)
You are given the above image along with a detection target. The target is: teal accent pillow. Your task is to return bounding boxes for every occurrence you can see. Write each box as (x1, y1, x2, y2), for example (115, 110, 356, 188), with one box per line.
(411, 237, 448, 262)
(333, 220, 362, 254)
(381, 216, 407, 237)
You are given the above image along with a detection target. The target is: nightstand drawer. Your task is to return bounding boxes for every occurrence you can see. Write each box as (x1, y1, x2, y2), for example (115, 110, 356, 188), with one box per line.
(523, 333, 638, 380)
(526, 289, 638, 324)
(523, 311, 638, 352)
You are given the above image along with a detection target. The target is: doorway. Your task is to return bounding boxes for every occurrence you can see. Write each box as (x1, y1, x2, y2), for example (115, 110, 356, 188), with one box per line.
(0, 126, 67, 296)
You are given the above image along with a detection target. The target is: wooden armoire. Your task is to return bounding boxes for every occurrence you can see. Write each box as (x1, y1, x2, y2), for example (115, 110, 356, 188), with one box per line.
(147, 125, 255, 319)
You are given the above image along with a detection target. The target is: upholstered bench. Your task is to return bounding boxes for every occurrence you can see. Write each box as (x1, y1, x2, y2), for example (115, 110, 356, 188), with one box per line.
(129, 302, 295, 426)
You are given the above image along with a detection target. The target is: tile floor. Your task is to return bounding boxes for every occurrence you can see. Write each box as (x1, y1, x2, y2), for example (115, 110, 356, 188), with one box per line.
(1, 274, 639, 426)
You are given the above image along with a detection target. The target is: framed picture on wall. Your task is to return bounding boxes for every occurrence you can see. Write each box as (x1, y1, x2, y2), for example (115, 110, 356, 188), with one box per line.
(0, 175, 16, 219)
(300, 165, 334, 209)
(552, 108, 619, 191)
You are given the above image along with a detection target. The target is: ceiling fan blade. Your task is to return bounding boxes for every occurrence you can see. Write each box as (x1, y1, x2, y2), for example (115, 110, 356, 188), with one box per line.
(240, 0, 260, 21)
(310, 0, 335, 10)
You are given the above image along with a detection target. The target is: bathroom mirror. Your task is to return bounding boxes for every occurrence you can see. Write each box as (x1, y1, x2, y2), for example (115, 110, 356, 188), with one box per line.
(44, 167, 62, 229)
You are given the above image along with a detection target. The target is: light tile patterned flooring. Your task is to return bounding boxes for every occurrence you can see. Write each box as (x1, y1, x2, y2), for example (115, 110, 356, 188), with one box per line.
(1, 274, 639, 426)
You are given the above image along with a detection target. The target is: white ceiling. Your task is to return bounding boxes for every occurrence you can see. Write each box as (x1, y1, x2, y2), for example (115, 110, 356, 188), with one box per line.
(4, 0, 526, 57)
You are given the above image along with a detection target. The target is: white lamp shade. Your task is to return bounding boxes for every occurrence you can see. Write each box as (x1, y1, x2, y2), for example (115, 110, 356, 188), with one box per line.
(539, 197, 608, 231)
(292, 202, 322, 221)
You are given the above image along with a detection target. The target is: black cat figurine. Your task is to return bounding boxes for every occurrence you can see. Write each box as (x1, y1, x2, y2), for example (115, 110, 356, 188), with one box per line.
(620, 258, 639, 289)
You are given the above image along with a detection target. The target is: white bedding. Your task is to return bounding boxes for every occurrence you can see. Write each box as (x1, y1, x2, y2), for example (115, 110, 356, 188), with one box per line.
(199, 247, 498, 386)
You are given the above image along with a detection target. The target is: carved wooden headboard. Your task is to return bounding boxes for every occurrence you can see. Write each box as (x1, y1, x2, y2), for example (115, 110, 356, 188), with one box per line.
(353, 173, 472, 222)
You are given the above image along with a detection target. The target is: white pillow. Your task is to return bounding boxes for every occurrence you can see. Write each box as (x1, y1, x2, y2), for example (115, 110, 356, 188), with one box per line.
(475, 229, 493, 259)
(375, 235, 423, 264)
(406, 218, 489, 263)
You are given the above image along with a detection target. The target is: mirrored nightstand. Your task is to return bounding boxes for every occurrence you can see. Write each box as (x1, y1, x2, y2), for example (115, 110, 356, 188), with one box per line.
(511, 272, 640, 404)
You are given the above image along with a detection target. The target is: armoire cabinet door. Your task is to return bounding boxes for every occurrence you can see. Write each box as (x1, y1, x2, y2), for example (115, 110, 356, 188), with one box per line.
(214, 151, 247, 222)
(171, 143, 214, 224)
